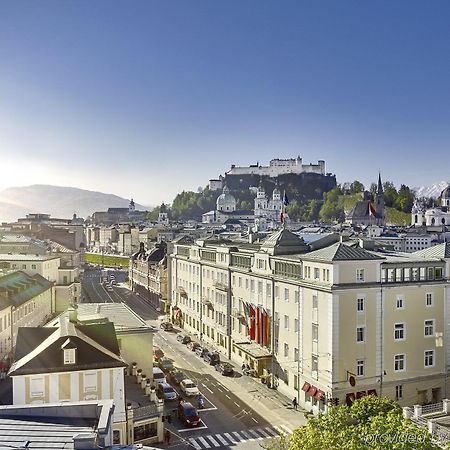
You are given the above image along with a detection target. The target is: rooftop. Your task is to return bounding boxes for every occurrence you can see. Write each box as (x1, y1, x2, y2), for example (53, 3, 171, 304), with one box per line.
(0, 254, 59, 261)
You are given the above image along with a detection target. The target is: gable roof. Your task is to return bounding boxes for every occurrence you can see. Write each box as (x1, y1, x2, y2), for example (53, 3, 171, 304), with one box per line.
(9, 319, 125, 376)
(260, 228, 309, 255)
(302, 242, 384, 262)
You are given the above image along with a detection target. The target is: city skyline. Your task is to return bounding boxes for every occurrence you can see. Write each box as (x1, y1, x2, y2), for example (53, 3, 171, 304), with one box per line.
(1, 1, 450, 205)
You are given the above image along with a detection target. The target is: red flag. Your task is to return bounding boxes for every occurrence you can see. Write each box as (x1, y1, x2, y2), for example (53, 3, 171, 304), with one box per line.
(368, 202, 377, 217)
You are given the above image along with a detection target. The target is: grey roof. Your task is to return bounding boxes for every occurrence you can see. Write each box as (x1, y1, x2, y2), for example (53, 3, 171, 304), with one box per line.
(414, 242, 450, 259)
(10, 319, 126, 376)
(260, 228, 309, 255)
(303, 242, 384, 262)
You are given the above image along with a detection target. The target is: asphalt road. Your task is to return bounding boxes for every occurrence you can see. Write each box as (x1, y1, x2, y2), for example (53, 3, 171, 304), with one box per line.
(81, 268, 293, 450)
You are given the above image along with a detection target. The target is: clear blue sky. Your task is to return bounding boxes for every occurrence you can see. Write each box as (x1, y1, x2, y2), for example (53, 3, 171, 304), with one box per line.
(1, 0, 449, 205)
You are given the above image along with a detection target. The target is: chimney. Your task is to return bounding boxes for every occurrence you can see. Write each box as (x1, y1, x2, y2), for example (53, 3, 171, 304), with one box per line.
(73, 433, 97, 450)
(68, 304, 78, 323)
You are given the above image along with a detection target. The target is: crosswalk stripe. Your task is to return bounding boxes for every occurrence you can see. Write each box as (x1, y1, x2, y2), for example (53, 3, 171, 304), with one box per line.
(280, 424, 293, 434)
(189, 439, 201, 450)
(214, 434, 229, 446)
(197, 437, 211, 448)
(273, 425, 283, 435)
(257, 428, 271, 438)
(239, 430, 255, 441)
(264, 427, 278, 437)
(205, 435, 220, 447)
(232, 431, 244, 441)
(248, 429, 264, 440)
(224, 433, 238, 444)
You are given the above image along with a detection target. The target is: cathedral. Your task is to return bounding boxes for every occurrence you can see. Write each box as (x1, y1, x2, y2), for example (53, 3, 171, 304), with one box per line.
(254, 182, 283, 222)
(412, 186, 450, 227)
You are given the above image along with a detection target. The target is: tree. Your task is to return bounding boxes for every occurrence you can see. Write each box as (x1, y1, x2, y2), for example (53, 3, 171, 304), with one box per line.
(349, 180, 365, 194)
(383, 182, 398, 208)
(319, 188, 344, 222)
(263, 396, 439, 450)
(395, 184, 415, 213)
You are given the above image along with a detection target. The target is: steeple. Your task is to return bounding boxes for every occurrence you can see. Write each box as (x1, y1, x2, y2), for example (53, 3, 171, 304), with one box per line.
(375, 173, 385, 226)
(377, 172, 383, 195)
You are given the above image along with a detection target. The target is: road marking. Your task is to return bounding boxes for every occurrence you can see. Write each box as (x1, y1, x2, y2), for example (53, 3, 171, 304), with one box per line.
(198, 406, 216, 412)
(273, 425, 284, 435)
(264, 427, 278, 437)
(257, 428, 271, 438)
(234, 402, 240, 407)
(202, 384, 213, 394)
(189, 439, 201, 450)
(248, 429, 264, 440)
(239, 430, 255, 441)
(232, 431, 244, 441)
(225, 394, 231, 399)
(223, 433, 237, 444)
(204, 435, 220, 447)
(280, 424, 293, 434)
(214, 434, 228, 446)
(251, 417, 258, 423)
(197, 437, 211, 448)
(178, 423, 208, 432)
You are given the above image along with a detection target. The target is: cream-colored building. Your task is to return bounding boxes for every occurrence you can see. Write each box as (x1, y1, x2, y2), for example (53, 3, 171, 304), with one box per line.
(0, 270, 53, 362)
(9, 314, 128, 444)
(170, 230, 449, 413)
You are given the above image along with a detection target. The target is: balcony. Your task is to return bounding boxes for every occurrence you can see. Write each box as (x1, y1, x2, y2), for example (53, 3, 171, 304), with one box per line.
(214, 281, 228, 292)
(201, 297, 214, 309)
(177, 287, 188, 298)
(231, 308, 246, 321)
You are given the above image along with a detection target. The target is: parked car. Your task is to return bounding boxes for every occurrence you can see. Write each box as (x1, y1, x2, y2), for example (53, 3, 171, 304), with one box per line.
(158, 357, 175, 373)
(169, 369, 187, 386)
(195, 346, 209, 357)
(156, 382, 178, 401)
(187, 341, 200, 351)
(178, 401, 201, 427)
(203, 352, 220, 366)
(176, 334, 191, 344)
(180, 379, 200, 396)
(152, 367, 167, 385)
(215, 362, 234, 376)
(160, 321, 174, 331)
(153, 346, 165, 362)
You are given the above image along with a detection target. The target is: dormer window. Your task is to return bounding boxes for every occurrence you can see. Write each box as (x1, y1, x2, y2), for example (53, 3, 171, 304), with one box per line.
(64, 348, 76, 364)
(62, 338, 77, 365)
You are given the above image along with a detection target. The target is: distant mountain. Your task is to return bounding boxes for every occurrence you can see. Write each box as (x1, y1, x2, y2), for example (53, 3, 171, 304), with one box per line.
(0, 184, 149, 223)
(413, 181, 449, 199)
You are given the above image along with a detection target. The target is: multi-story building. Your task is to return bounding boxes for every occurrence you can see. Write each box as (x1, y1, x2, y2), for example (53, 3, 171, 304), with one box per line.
(170, 229, 449, 413)
(0, 270, 53, 363)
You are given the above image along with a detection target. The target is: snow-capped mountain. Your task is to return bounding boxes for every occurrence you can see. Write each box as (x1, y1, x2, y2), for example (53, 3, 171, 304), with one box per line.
(413, 181, 449, 199)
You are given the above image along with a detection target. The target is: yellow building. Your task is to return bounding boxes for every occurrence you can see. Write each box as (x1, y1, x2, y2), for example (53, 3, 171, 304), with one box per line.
(170, 231, 449, 413)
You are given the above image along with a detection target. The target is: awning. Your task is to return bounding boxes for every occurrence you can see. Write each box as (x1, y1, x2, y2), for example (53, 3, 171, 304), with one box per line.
(356, 391, 367, 399)
(367, 389, 377, 396)
(314, 389, 325, 401)
(307, 386, 317, 397)
(302, 382, 311, 392)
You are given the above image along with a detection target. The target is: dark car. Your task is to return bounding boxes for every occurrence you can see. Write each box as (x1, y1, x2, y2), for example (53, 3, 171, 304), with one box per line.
(215, 362, 234, 376)
(169, 369, 187, 386)
(158, 357, 175, 372)
(160, 321, 174, 331)
(178, 401, 201, 427)
(176, 334, 191, 344)
(187, 341, 201, 351)
(195, 346, 209, 357)
(203, 352, 220, 366)
(156, 382, 178, 401)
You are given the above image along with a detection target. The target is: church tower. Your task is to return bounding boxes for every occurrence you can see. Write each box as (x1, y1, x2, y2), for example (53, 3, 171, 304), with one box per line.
(376, 173, 385, 226)
(158, 203, 169, 225)
(254, 180, 268, 216)
(129, 198, 135, 212)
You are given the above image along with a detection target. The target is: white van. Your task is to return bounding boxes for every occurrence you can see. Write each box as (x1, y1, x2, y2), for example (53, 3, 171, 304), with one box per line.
(152, 367, 166, 385)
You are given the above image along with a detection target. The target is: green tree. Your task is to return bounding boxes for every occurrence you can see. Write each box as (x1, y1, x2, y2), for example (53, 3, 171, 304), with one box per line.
(395, 184, 415, 213)
(319, 188, 344, 222)
(383, 182, 398, 208)
(264, 396, 439, 450)
(349, 180, 365, 194)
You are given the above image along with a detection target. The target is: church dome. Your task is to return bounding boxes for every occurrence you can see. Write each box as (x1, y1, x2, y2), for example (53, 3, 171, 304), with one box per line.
(216, 186, 236, 212)
(441, 186, 450, 199)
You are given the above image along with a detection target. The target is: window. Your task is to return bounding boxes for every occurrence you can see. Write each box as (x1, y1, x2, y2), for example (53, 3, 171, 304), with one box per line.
(394, 354, 405, 372)
(311, 354, 318, 379)
(294, 319, 299, 333)
(357, 296, 365, 312)
(275, 286, 279, 299)
(295, 291, 299, 303)
(396, 296, 404, 309)
(64, 348, 76, 364)
(284, 315, 289, 330)
(356, 326, 365, 343)
(284, 288, 289, 302)
(294, 348, 299, 362)
(424, 320, 435, 337)
(31, 264, 36, 269)
(84, 372, 97, 393)
(30, 377, 44, 397)
(394, 323, 405, 341)
(426, 293, 433, 307)
(395, 385, 403, 400)
(312, 294, 318, 309)
(284, 343, 289, 357)
(356, 269, 365, 282)
(356, 359, 364, 377)
(424, 350, 434, 368)
(314, 268, 320, 280)
(312, 324, 318, 342)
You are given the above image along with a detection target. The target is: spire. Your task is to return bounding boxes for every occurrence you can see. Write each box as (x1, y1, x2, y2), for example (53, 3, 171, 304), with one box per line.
(377, 172, 383, 194)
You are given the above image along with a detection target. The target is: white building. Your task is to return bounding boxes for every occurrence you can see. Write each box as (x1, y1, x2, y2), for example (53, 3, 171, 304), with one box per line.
(412, 186, 450, 227)
(254, 183, 283, 223)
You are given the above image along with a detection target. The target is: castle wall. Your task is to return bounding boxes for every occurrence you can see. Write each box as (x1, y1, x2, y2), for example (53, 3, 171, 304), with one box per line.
(226, 159, 325, 177)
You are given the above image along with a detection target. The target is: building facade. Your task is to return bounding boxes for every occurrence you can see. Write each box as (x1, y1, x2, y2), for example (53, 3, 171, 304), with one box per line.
(169, 230, 449, 413)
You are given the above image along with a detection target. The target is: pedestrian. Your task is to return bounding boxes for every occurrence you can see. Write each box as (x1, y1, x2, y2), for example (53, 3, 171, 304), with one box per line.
(165, 429, 171, 445)
(292, 397, 298, 411)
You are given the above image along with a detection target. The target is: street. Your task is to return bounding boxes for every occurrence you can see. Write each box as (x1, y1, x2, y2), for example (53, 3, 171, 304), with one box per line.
(82, 268, 303, 449)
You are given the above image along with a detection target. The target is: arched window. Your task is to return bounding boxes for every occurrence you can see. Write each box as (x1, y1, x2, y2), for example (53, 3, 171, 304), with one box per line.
(442, 218, 446, 224)
(415, 215, 418, 223)
(432, 218, 435, 225)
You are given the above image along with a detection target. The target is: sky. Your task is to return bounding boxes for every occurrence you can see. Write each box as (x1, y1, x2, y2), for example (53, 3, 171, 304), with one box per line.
(0, 0, 449, 206)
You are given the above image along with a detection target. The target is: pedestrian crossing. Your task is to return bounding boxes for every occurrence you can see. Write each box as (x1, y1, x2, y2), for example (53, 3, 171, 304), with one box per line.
(188, 425, 292, 449)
